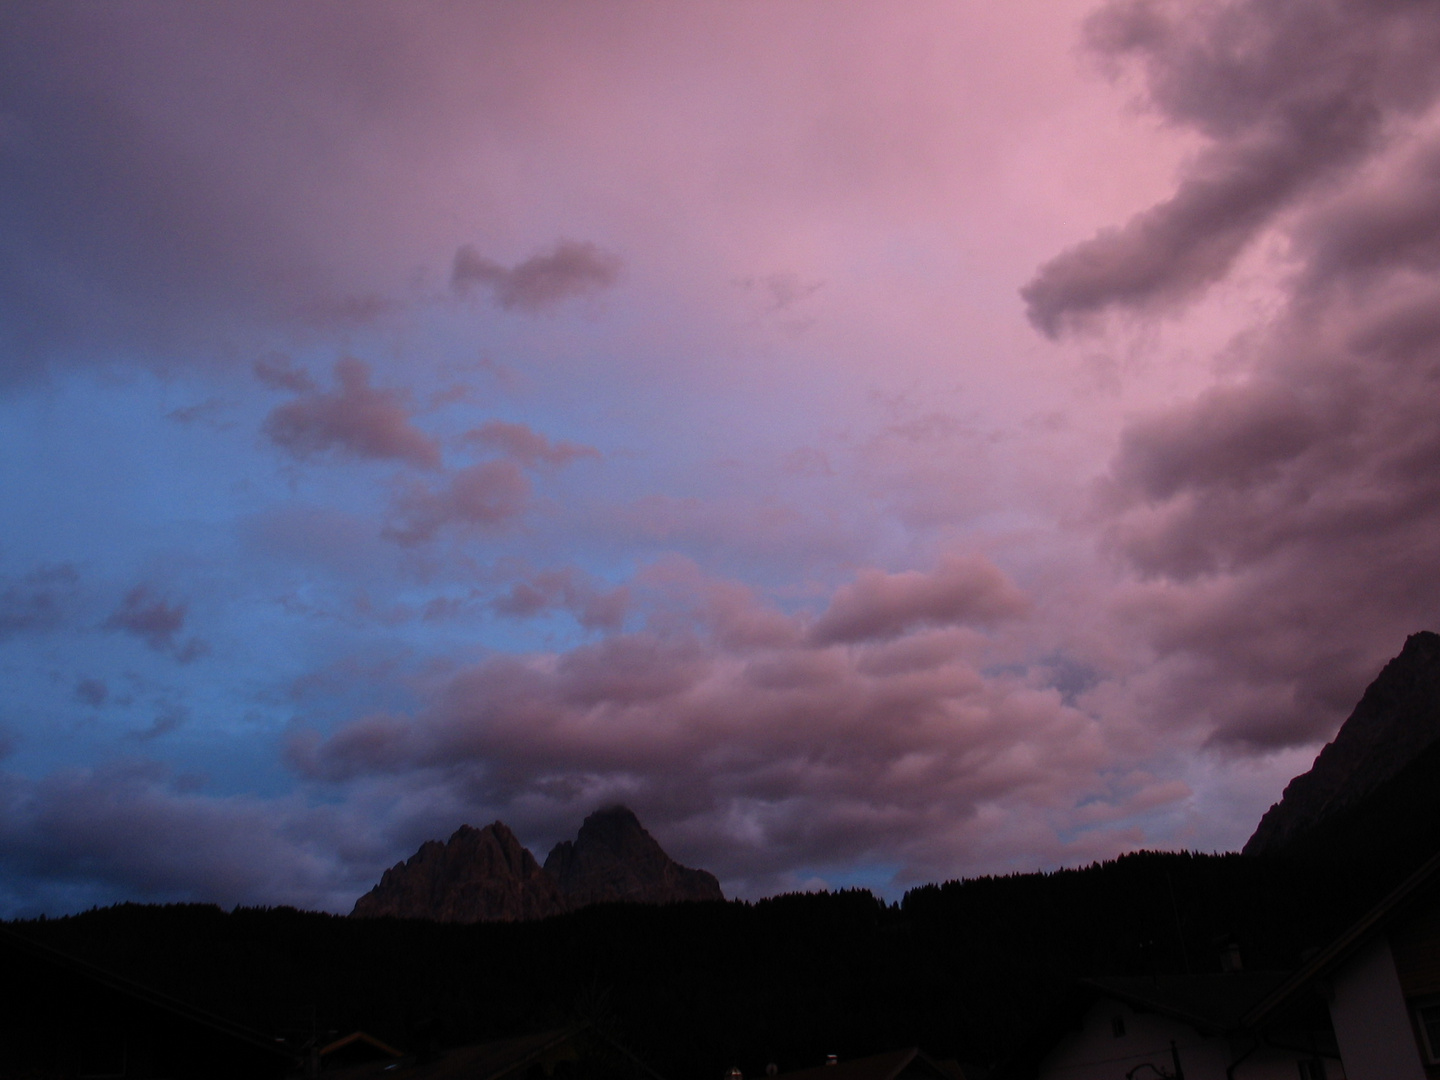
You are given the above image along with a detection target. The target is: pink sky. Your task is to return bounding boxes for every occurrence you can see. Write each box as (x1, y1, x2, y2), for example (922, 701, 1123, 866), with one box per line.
(3, 0, 1439, 914)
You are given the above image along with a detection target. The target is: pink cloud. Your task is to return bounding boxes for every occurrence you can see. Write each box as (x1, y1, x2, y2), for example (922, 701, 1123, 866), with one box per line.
(1045, 0, 1440, 752)
(1023, 0, 1440, 335)
(452, 240, 622, 312)
(810, 554, 1029, 644)
(264, 357, 441, 470)
(491, 567, 628, 632)
(385, 461, 530, 546)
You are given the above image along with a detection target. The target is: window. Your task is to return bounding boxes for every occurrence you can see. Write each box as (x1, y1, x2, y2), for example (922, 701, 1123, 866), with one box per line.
(1414, 997, 1440, 1064)
(1110, 1015, 1125, 1038)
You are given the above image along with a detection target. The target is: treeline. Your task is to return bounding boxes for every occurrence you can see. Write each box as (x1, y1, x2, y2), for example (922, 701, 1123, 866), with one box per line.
(6, 851, 1370, 1078)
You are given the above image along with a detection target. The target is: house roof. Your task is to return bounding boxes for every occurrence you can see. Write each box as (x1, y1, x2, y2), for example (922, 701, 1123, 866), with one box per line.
(322, 1030, 405, 1060)
(320, 1022, 667, 1080)
(994, 970, 1299, 1080)
(768, 1048, 963, 1080)
(1083, 972, 1292, 1035)
(999, 846, 1440, 1079)
(0, 923, 297, 1064)
(1242, 844, 1440, 1027)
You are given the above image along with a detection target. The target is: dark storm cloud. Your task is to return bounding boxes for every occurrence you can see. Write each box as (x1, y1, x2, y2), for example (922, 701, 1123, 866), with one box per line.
(452, 240, 623, 312)
(1053, 0, 1440, 749)
(1104, 294, 1440, 685)
(0, 6, 317, 379)
(264, 358, 443, 470)
(1107, 378, 1332, 510)
(1022, 0, 1440, 336)
(1293, 141, 1440, 298)
(0, 763, 368, 916)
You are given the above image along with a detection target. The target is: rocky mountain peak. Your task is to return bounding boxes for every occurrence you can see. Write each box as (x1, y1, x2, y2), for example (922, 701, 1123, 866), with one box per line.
(544, 805, 724, 907)
(351, 820, 563, 923)
(351, 806, 723, 923)
(1244, 631, 1440, 856)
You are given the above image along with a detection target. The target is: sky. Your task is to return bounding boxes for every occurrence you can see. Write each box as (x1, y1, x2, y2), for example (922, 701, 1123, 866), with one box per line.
(4, 0, 1440, 917)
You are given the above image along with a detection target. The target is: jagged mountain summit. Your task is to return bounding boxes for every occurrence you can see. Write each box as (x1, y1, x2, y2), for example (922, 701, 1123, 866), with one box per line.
(350, 821, 564, 922)
(351, 806, 723, 922)
(1245, 630, 1440, 857)
(544, 805, 723, 906)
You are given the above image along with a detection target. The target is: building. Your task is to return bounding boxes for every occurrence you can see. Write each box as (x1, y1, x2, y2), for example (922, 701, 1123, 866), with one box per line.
(0, 924, 297, 1079)
(1012, 971, 1338, 1080)
(1243, 847, 1440, 1080)
(762, 1049, 965, 1080)
(318, 1022, 667, 1080)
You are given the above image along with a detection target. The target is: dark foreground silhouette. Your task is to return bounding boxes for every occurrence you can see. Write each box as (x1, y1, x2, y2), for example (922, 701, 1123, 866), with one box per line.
(8, 851, 1364, 1078)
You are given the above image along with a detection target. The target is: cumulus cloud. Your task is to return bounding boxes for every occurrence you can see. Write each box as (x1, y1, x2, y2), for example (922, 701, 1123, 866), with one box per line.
(461, 421, 600, 468)
(1050, 0, 1440, 749)
(452, 240, 622, 312)
(385, 461, 530, 546)
(810, 554, 1029, 645)
(264, 357, 442, 470)
(1022, 0, 1440, 335)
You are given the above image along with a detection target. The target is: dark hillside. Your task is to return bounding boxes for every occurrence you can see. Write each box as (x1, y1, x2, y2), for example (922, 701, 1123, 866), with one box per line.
(6, 852, 1357, 1077)
(1246, 630, 1440, 857)
(1263, 734, 1440, 894)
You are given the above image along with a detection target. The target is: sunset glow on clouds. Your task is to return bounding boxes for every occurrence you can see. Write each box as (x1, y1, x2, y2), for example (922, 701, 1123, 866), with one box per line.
(4, 0, 1440, 916)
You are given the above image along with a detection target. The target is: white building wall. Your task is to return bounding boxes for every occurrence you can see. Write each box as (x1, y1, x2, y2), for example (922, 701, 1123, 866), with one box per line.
(1328, 934, 1427, 1080)
(1035, 1000, 1337, 1080)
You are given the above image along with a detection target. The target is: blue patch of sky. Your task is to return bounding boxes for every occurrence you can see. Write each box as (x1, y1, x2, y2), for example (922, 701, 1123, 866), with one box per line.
(799, 860, 907, 901)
